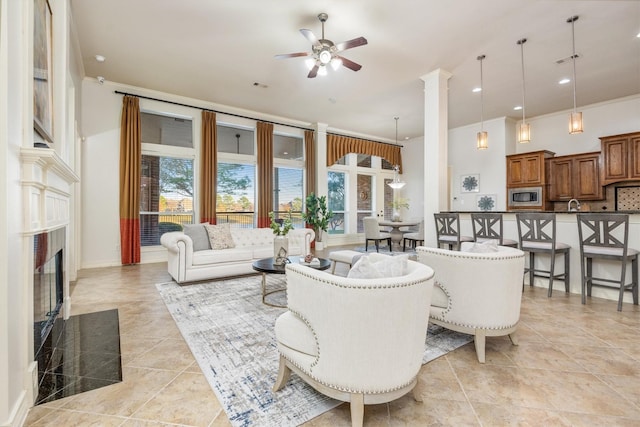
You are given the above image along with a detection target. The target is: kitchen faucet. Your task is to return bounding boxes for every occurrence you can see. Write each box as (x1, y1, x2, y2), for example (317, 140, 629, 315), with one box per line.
(568, 199, 581, 212)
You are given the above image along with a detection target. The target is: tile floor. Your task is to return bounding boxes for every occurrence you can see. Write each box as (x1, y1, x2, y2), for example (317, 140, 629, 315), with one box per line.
(24, 248, 640, 426)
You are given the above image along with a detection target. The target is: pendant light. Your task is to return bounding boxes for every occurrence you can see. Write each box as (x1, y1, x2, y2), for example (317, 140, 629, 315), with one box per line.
(517, 38, 531, 143)
(567, 15, 583, 134)
(476, 55, 488, 150)
(388, 117, 406, 189)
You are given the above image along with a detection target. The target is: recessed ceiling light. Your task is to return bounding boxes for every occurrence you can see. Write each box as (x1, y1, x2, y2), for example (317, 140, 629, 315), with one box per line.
(514, 106, 523, 111)
(472, 87, 482, 93)
(95, 54, 106, 62)
(559, 78, 571, 85)
(637, 32, 640, 38)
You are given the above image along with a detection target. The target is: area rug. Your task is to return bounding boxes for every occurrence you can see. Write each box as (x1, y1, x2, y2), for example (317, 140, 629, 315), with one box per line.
(156, 275, 471, 427)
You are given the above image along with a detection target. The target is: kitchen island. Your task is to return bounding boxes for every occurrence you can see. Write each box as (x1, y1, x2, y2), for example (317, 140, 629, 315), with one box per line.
(444, 211, 640, 307)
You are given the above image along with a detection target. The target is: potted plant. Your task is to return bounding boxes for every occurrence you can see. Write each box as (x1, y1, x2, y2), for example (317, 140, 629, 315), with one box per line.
(269, 212, 293, 265)
(391, 197, 410, 222)
(301, 193, 333, 250)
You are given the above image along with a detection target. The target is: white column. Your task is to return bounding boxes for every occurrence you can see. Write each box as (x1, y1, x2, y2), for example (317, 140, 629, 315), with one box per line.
(420, 69, 452, 246)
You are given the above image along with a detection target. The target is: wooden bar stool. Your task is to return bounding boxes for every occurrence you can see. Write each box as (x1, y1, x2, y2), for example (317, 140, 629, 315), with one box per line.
(471, 212, 518, 247)
(516, 212, 570, 297)
(434, 213, 473, 251)
(576, 213, 639, 311)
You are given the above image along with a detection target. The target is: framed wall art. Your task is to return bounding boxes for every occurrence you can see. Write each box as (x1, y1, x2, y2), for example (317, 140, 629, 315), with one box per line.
(476, 194, 497, 211)
(33, 0, 53, 143)
(460, 174, 480, 193)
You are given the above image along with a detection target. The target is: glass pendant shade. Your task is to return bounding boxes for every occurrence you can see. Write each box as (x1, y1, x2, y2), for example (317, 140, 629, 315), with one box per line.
(476, 131, 488, 150)
(567, 16, 583, 134)
(317, 65, 327, 76)
(569, 111, 583, 134)
(518, 122, 531, 143)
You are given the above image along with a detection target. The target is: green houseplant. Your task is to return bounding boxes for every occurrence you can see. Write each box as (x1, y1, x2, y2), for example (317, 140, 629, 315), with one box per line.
(301, 193, 333, 248)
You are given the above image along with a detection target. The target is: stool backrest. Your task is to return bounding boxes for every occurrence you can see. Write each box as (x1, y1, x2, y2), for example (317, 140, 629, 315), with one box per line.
(516, 212, 557, 248)
(577, 213, 630, 258)
(434, 213, 462, 245)
(471, 212, 505, 244)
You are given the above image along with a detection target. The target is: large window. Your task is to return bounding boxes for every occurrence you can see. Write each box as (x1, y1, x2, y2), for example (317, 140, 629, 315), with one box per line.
(328, 171, 346, 234)
(139, 112, 195, 246)
(216, 162, 255, 228)
(274, 167, 304, 228)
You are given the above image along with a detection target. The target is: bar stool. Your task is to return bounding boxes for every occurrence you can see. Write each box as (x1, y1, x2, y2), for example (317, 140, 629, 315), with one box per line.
(434, 213, 473, 250)
(471, 212, 518, 247)
(516, 212, 570, 297)
(576, 213, 639, 311)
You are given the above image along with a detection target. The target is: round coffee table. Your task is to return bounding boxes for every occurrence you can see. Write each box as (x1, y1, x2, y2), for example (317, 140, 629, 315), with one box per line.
(252, 256, 331, 307)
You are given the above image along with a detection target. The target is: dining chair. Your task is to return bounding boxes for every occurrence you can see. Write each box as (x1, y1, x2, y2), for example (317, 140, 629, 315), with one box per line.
(363, 217, 392, 252)
(433, 213, 473, 250)
(576, 213, 639, 311)
(516, 212, 570, 297)
(403, 220, 424, 251)
(471, 212, 518, 247)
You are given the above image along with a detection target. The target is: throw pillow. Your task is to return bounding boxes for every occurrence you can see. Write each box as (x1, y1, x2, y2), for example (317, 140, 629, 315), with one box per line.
(205, 224, 236, 250)
(465, 240, 499, 253)
(183, 223, 210, 251)
(347, 253, 409, 279)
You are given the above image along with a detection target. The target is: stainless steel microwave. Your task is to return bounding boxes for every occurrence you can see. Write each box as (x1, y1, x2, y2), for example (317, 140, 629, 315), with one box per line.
(508, 187, 543, 207)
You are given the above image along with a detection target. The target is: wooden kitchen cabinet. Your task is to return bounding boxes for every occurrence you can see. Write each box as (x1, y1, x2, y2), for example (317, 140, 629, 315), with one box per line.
(548, 152, 603, 201)
(601, 132, 640, 185)
(506, 150, 555, 187)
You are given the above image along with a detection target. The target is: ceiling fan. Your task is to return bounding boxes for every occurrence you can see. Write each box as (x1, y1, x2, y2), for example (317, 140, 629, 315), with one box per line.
(275, 13, 368, 78)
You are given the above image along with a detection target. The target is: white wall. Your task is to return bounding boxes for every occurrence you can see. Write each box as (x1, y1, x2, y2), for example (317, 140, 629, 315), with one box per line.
(513, 95, 640, 156)
(448, 117, 514, 212)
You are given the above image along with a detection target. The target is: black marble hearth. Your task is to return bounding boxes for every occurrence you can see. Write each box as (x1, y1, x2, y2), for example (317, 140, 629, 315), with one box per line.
(35, 309, 122, 404)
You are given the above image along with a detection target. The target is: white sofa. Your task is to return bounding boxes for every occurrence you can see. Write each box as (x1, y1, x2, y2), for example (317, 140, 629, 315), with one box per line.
(273, 255, 435, 426)
(160, 226, 314, 284)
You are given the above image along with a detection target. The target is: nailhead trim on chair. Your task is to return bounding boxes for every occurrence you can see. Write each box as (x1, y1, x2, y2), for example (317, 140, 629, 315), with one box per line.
(417, 248, 523, 262)
(287, 308, 321, 369)
(280, 353, 418, 395)
(434, 280, 453, 317)
(289, 266, 433, 290)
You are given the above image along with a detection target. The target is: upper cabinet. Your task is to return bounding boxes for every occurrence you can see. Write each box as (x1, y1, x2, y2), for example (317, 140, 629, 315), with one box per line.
(548, 152, 603, 201)
(506, 150, 555, 187)
(601, 132, 640, 185)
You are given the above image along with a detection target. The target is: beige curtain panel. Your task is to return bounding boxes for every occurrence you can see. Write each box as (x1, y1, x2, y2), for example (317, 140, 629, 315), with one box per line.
(200, 110, 217, 224)
(119, 95, 141, 265)
(257, 122, 274, 228)
(327, 134, 403, 172)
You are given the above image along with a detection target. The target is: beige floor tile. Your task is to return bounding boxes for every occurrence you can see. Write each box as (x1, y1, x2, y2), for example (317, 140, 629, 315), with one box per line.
(61, 366, 179, 417)
(131, 372, 221, 426)
(27, 257, 640, 426)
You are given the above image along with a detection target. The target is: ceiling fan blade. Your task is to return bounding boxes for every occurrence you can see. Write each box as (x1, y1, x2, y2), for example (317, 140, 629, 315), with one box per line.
(307, 64, 319, 78)
(336, 56, 362, 72)
(274, 52, 310, 60)
(300, 29, 321, 47)
(335, 36, 368, 52)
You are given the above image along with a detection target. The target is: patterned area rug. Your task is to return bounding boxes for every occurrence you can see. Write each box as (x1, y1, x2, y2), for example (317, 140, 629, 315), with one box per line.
(157, 275, 471, 427)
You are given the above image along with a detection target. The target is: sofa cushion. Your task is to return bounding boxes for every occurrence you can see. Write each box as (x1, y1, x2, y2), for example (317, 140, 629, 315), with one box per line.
(192, 248, 253, 265)
(205, 224, 236, 250)
(183, 223, 210, 251)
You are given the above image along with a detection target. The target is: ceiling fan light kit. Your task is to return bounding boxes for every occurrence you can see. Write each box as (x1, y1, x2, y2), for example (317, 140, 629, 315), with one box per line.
(275, 13, 368, 78)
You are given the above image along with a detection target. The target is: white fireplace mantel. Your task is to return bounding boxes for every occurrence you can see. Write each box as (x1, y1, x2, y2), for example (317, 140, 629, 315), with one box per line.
(21, 147, 79, 234)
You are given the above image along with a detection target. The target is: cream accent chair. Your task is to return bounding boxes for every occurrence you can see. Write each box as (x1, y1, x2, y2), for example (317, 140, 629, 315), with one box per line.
(417, 243, 525, 363)
(273, 256, 435, 427)
(363, 216, 392, 252)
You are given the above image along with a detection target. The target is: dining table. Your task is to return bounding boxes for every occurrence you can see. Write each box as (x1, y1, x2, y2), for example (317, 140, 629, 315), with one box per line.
(378, 219, 420, 248)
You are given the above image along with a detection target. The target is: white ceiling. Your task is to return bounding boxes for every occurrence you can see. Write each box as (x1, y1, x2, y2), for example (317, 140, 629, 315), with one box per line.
(71, 0, 640, 142)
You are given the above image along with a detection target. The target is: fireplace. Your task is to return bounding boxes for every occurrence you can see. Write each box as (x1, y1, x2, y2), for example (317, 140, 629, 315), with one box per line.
(33, 227, 65, 366)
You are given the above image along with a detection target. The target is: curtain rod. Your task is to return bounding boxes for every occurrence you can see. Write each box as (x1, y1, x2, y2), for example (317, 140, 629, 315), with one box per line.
(327, 132, 403, 148)
(114, 90, 315, 132)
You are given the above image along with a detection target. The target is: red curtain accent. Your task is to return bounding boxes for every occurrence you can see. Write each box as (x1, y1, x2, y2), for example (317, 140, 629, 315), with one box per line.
(119, 95, 141, 264)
